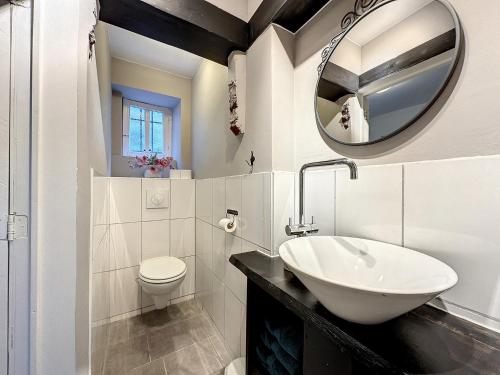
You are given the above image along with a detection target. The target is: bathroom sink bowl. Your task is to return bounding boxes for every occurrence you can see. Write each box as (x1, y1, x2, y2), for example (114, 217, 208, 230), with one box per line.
(279, 236, 458, 324)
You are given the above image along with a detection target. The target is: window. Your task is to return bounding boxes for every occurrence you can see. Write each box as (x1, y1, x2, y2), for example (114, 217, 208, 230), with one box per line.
(122, 99, 172, 157)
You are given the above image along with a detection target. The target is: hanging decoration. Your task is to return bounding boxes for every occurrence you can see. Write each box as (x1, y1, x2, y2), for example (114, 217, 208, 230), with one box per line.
(228, 51, 246, 136)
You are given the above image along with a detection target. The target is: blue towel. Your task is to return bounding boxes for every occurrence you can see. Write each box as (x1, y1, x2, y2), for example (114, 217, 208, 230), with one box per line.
(256, 345, 290, 375)
(271, 340, 299, 375)
(265, 320, 301, 361)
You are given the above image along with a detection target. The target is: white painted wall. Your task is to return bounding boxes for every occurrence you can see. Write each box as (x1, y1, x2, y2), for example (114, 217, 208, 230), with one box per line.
(95, 22, 113, 175)
(32, 0, 105, 373)
(294, 0, 500, 168)
(191, 26, 295, 179)
(33, 0, 80, 373)
(111, 58, 192, 172)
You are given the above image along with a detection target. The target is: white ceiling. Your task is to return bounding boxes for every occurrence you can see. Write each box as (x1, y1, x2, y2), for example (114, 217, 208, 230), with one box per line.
(106, 23, 203, 79)
(347, 0, 433, 46)
(204, 0, 263, 22)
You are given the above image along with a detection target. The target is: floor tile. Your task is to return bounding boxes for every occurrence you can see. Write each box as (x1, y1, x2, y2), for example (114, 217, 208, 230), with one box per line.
(127, 358, 166, 375)
(182, 314, 217, 342)
(148, 321, 194, 360)
(96, 300, 230, 375)
(163, 340, 223, 375)
(140, 306, 183, 331)
(104, 335, 150, 375)
(209, 335, 232, 368)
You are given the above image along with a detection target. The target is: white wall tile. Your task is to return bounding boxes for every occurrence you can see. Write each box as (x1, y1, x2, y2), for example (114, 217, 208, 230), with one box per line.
(405, 157, 500, 322)
(272, 172, 295, 255)
(141, 220, 170, 260)
(224, 289, 244, 359)
(110, 178, 141, 224)
(141, 179, 171, 222)
(242, 173, 271, 249)
(196, 219, 213, 270)
(213, 227, 226, 282)
(213, 278, 226, 336)
(205, 270, 215, 320)
(92, 225, 110, 273)
(196, 179, 213, 223)
(170, 218, 195, 258)
(92, 272, 110, 322)
(212, 177, 226, 225)
(110, 266, 141, 317)
(212, 276, 225, 337)
(172, 256, 195, 299)
(93, 177, 109, 225)
(225, 233, 242, 260)
(225, 176, 242, 237)
(336, 165, 403, 245)
(110, 222, 141, 269)
(171, 179, 195, 219)
(304, 169, 335, 236)
(195, 257, 205, 301)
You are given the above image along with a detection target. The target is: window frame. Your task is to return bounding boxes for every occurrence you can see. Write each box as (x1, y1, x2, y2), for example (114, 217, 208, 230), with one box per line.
(122, 98, 173, 157)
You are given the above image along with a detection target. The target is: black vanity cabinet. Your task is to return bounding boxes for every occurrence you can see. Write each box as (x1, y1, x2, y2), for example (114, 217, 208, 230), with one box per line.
(246, 281, 376, 375)
(231, 252, 500, 375)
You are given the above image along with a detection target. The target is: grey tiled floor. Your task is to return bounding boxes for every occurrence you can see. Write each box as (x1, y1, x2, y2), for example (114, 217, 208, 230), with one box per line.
(93, 300, 232, 375)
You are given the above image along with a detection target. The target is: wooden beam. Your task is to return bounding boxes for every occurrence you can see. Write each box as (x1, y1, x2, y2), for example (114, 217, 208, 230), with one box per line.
(99, 0, 249, 66)
(359, 29, 456, 87)
(249, 0, 330, 45)
(317, 78, 353, 102)
(321, 62, 359, 93)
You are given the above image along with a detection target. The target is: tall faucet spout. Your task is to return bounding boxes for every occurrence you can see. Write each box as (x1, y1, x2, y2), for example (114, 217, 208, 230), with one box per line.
(298, 158, 358, 225)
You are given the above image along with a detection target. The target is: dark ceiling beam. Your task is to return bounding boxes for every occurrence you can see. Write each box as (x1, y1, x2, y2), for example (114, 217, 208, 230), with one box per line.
(249, 0, 331, 45)
(99, 0, 331, 65)
(99, 0, 249, 66)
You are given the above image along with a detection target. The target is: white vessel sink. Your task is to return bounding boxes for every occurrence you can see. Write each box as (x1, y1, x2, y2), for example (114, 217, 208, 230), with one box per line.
(279, 236, 458, 325)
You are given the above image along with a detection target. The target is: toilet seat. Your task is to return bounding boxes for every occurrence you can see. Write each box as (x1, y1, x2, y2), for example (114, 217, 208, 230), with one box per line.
(139, 256, 186, 284)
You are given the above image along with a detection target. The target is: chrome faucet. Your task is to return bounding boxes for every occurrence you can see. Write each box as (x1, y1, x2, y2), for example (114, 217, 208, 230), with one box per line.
(285, 158, 358, 237)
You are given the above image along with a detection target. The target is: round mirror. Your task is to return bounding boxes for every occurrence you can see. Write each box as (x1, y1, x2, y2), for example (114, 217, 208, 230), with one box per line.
(315, 0, 462, 145)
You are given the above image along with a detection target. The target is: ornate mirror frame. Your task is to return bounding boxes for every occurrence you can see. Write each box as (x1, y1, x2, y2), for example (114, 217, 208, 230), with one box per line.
(314, 0, 463, 146)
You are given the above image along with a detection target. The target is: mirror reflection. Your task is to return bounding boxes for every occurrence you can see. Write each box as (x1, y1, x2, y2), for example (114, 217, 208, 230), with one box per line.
(316, 0, 460, 145)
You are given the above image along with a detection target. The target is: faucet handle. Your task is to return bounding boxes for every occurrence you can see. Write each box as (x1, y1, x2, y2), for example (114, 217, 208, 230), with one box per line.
(311, 216, 315, 224)
(289, 217, 293, 226)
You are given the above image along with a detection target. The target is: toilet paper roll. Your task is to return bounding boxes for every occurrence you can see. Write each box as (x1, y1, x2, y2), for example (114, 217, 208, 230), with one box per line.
(218, 218, 237, 233)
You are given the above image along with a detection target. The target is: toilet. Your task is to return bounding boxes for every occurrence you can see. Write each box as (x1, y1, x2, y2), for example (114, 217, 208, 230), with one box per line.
(138, 256, 187, 309)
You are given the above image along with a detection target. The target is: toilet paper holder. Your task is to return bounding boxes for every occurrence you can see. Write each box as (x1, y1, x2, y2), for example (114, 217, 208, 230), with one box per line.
(226, 209, 239, 229)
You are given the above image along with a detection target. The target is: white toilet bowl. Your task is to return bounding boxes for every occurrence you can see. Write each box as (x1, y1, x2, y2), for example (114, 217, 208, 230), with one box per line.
(138, 256, 187, 309)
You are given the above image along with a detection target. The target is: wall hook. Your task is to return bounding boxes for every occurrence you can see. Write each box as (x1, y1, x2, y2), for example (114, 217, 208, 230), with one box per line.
(245, 151, 255, 174)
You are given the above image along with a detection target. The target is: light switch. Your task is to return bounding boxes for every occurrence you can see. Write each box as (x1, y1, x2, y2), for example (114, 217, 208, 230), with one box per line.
(146, 189, 169, 209)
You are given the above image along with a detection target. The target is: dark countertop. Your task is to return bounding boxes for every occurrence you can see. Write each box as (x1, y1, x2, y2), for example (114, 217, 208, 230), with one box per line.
(230, 251, 500, 375)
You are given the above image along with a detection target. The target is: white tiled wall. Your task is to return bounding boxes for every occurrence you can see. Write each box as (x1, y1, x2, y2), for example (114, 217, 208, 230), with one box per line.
(91, 177, 196, 327)
(195, 172, 293, 360)
(195, 157, 500, 351)
(336, 164, 403, 246)
(302, 156, 500, 332)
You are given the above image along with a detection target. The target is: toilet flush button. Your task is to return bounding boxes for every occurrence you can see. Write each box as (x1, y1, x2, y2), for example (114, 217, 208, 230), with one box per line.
(146, 189, 169, 209)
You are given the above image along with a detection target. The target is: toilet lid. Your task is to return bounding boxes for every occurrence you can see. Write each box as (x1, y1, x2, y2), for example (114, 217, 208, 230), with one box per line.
(139, 256, 186, 281)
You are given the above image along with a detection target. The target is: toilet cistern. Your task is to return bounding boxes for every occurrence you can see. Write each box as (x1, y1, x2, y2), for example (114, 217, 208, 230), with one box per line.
(285, 158, 358, 237)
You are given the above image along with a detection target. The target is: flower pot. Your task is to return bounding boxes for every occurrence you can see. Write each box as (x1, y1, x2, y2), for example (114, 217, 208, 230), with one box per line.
(144, 166, 162, 178)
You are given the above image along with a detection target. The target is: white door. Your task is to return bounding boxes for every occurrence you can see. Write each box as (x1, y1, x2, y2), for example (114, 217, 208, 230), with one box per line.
(0, 1, 32, 374)
(0, 2, 11, 373)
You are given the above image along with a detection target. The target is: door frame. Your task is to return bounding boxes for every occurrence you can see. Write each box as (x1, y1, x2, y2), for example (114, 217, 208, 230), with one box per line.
(1, 1, 33, 374)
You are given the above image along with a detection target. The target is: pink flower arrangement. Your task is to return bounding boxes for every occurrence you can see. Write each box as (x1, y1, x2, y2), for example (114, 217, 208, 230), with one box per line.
(129, 154, 174, 172)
